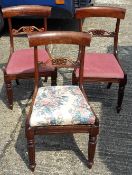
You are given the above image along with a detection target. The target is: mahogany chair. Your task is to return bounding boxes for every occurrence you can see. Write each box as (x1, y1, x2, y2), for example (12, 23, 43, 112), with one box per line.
(26, 31, 99, 171)
(2, 5, 57, 110)
(72, 6, 127, 113)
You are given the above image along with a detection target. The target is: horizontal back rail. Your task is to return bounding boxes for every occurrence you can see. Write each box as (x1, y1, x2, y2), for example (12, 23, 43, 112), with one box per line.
(75, 6, 126, 19)
(2, 5, 51, 18)
(28, 31, 91, 47)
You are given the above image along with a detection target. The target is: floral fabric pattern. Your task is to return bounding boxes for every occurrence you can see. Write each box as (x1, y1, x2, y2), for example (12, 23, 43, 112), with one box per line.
(30, 86, 95, 127)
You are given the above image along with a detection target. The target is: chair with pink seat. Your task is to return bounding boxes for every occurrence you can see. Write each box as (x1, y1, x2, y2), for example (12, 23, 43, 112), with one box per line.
(72, 6, 127, 113)
(2, 5, 57, 109)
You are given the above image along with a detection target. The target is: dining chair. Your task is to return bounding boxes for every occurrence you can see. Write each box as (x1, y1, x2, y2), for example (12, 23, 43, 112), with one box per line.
(2, 5, 57, 110)
(72, 6, 127, 113)
(26, 31, 99, 171)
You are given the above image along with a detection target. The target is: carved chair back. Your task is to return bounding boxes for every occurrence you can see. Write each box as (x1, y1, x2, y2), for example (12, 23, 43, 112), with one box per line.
(2, 5, 51, 53)
(73, 6, 127, 113)
(1, 5, 58, 110)
(26, 31, 99, 172)
(75, 6, 126, 57)
(28, 31, 91, 90)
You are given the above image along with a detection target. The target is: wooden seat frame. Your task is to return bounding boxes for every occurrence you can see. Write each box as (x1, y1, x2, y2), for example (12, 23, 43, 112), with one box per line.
(72, 6, 127, 113)
(26, 31, 99, 172)
(2, 5, 57, 109)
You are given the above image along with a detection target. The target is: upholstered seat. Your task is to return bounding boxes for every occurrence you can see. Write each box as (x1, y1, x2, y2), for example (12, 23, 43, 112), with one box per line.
(26, 31, 99, 171)
(6, 48, 54, 74)
(30, 86, 95, 127)
(76, 53, 124, 79)
(73, 6, 127, 113)
(2, 5, 57, 109)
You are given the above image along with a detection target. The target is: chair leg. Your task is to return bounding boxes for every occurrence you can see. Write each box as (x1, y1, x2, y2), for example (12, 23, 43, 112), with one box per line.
(3, 68, 13, 109)
(72, 71, 78, 85)
(5, 80, 13, 110)
(88, 134, 97, 169)
(51, 68, 57, 86)
(16, 79, 20, 85)
(44, 76, 48, 82)
(26, 127, 36, 172)
(116, 75, 127, 113)
(107, 82, 112, 89)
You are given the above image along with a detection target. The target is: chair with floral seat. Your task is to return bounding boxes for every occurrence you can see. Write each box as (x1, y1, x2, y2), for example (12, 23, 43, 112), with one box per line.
(72, 6, 127, 113)
(2, 5, 57, 109)
(26, 31, 99, 171)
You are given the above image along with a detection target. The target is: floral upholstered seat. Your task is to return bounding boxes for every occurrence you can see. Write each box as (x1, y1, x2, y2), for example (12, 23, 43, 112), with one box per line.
(30, 86, 95, 127)
(26, 31, 99, 171)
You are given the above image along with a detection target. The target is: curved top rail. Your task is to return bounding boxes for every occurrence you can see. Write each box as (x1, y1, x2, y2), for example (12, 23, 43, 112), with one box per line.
(28, 31, 91, 47)
(75, 6, 126, 19)
(2, 5, 51, 18)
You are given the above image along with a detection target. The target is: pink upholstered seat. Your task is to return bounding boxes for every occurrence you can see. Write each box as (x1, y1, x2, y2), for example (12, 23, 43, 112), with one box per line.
(2, 5, 57, 110)
(6, 48, 54, 74)
(73, 6, 127, 113)
(76, 53, 124, 79)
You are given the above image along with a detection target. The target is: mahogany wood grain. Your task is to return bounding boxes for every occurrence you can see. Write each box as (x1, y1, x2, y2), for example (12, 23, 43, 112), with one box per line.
(2, 5, 57, 109)
(72, 6, 127, 113)
(26, 31, 99, 172)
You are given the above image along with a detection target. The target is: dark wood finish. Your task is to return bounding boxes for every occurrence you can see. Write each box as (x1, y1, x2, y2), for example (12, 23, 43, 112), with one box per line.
(2, 5, 57, 109)
(72, 6, 127, 113)
(2, 5, 52, 17)
(26, 31, 99, 171)
(28, 31, 91, 46)
(75, 6, 126, 19)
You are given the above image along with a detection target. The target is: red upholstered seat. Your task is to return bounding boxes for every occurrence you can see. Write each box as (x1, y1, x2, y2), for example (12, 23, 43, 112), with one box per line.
(73, 6, 127, 113)
(76, 53, 124, 79)
(6, 48, 54, 74)
(2, 5, 57, 110)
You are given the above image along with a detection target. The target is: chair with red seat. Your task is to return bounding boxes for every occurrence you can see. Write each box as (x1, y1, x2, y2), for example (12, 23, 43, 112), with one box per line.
(72, 6, 127, 113)
(26, 31, 99, 171)
(2, 5, 57, 109)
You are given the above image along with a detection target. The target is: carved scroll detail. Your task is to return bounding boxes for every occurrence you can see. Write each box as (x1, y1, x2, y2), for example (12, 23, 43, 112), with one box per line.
(88, 29, 115, 37)
(52, 58, 67, 65)
(38, 57, 79, 68)
(12, 26, 45, 35)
